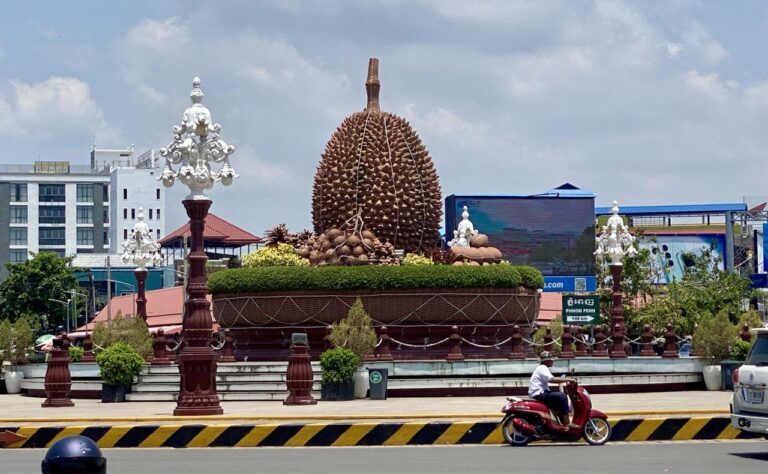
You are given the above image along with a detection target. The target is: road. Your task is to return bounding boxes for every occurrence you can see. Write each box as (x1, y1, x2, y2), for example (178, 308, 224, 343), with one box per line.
(6, 441, 768, 473)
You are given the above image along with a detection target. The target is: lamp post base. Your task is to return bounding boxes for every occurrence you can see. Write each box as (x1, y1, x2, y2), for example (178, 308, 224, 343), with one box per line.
(174, 346, 223, 416)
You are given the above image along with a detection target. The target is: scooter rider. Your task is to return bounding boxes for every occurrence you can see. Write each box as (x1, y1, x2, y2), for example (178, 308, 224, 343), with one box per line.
(528, 351, 579, 429)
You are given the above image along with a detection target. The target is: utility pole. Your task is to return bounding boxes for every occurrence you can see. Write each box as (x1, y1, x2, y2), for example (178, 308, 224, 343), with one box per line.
(107, 255, 112, 326)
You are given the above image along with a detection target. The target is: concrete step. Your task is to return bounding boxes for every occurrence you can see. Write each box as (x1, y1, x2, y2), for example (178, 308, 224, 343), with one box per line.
(137, 373, 320, 383)
(142, 362, 320, 375)
(125, 391, 321, 402)
(132, 381, 322, 392)
(386, 373, 702, 389)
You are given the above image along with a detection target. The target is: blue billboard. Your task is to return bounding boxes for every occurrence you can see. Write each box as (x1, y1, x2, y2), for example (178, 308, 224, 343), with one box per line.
(445, 189, 596, 283)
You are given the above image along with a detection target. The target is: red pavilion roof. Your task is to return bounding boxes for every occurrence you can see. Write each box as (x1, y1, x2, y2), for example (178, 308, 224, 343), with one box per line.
(160, 213, 261, 247)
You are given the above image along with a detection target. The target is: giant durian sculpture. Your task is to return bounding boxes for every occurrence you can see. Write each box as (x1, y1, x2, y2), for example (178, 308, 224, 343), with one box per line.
(312, 58, 442, 253)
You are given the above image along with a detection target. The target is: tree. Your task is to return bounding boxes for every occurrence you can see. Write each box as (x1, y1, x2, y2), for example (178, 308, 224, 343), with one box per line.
(329, 298, 377, 364)
(0, 252, 79, 327)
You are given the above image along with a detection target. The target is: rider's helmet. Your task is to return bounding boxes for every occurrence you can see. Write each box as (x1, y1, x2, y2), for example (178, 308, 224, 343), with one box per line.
(41, 435, 106, 474)
(539, 351, 554, 363)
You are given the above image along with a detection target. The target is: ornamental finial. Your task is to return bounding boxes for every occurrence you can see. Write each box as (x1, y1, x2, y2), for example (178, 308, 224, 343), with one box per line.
(190, 77, 204, 104)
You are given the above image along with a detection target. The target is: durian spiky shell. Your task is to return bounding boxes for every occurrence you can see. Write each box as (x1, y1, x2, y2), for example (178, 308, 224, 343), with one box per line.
(312, 68, 442, 253)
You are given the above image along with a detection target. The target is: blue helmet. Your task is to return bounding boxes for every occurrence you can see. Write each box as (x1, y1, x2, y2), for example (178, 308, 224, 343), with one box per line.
(41, 435, 106, 474)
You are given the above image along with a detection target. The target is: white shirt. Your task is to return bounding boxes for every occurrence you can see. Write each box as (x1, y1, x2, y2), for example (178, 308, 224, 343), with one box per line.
(528, 364, 553, 397)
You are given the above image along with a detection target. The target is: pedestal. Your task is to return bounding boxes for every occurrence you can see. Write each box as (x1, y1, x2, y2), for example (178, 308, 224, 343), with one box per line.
(174, 199, 223, 416)
(283, 334, 317, 405)
(42, 338, 74, 408)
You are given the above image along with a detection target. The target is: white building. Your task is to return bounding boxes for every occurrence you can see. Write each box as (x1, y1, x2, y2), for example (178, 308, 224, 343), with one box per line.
(0, 147, 167, 279)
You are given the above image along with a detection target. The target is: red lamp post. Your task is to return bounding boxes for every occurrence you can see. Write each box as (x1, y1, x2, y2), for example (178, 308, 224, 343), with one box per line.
(595, 201, 637, 358)
(121, 207, 162, 323)
(159, 77, 237, 416)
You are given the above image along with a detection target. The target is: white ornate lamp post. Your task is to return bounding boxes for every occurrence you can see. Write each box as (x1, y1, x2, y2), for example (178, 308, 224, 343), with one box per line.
(595, 201, 637, 358)
(160, 77, 236, 416)
(121, 207, 162, 322)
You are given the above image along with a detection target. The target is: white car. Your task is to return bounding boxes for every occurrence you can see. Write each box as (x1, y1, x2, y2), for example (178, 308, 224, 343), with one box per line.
(731, 328, 768, 436)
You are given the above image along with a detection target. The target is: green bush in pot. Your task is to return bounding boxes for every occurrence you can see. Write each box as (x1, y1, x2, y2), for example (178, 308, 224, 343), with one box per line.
(96, 342, 144, 402)
(319, 347, 359, 401)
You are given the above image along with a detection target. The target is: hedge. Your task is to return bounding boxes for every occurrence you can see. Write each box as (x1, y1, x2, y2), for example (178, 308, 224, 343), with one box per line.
(208, 264, 544, 295)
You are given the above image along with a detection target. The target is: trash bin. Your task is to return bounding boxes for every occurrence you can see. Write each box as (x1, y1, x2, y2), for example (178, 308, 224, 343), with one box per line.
(368, 368, 388, 400)
(720, 360, 742, 391)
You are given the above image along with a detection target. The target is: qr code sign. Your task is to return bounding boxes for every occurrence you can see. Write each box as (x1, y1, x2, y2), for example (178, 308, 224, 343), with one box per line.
(574, 278, 587, 292)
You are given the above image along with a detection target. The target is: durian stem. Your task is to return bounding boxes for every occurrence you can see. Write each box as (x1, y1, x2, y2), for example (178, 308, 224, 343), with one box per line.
(366, 58, 381, 113)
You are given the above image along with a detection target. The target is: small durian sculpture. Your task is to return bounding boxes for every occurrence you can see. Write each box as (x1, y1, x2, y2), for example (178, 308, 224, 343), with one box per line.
(448, 206, 503, 265)
(312, 58, 442, 253)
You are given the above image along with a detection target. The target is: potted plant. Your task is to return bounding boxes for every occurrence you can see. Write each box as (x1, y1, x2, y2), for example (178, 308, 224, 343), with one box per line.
(0, 317, 35, 394)
(319, 347, 359, 401)
(329, 298, 378, 398)
(68, 345, 84, 363)
(96, 342, 144, 403)
(693, 311, 735, 391)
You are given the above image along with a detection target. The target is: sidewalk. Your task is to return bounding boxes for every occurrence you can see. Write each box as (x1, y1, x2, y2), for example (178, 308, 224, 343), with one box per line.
(0, 390, 732, 426)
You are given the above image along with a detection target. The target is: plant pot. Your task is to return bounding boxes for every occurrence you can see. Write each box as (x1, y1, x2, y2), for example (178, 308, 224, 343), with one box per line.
(101, 383, 127, 403)
(702, 365, 722, 391)
(321, 381, 355, 401)
(4, 371, 22, 394)
(353, 369, 369, 399)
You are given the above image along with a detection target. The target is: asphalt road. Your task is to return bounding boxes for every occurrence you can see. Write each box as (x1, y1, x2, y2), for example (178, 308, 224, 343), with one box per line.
(6, 441, 768, 474)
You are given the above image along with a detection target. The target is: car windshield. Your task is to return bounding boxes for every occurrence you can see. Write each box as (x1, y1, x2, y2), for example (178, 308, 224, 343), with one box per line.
(746, 335, 768, 365)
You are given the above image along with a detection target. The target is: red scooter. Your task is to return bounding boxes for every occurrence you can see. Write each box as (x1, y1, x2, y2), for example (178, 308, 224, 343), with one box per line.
(500, 379, 611, 446)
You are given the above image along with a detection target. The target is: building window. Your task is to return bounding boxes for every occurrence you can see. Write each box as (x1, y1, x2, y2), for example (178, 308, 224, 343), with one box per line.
(10, 206, 27, 224)
(76, 228, 94, 245)
(149, 209, 153, 219)
(39, 206, 66, 224)
(76, 248, 94, 254)
(123, 188, 127, 200)
(157, 209, 161, 219)
(157, 229, 160, 240)
(103, 207, 109, 224)
(131, 208, 135, 219)
(103, 185, 109, 202)
(10, 228, 27, 245)
(123, 208, 127, 219)
(76, 206, 93, 224)
(40, 249, 66, 258)
(9, 249, 27, 263)
(123, 229, 128, 240)
(39, 184, 65, 202)
(104, 231, 109, 246)
(76, 184, 94, 203)
(156, 188, 160, 199)
(39, 227, 65, 246)
(10, 183, 27, 202)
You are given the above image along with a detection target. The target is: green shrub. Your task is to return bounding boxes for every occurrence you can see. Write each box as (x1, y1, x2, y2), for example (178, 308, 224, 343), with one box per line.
(0, 316, 37, 369)
(68, 345, 84, 362)
(694, 311, 736, 365)
(402, 253, 434, 266)
(532, 315, 565, 356)
(209, 264, 543, 294)
(319, 348, 359, 384)
(330, 298, 377, 364)
(91, 311, 152, 359)
(96, 342, 144, 386)
(242, 243, 309, 267)
(730, 340, 751, 361)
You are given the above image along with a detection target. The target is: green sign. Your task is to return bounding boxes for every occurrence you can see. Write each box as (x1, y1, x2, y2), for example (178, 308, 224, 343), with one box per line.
(370, 371, 382, 384)
(562, 295, 601, 325)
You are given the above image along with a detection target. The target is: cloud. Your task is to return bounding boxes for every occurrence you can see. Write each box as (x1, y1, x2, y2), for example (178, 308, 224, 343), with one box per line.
(0, 76, 118, 142)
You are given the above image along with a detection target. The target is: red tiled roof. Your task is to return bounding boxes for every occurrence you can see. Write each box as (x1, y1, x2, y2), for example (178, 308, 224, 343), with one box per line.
(77, 286, 215, 332)
(160, 213, 261, 246)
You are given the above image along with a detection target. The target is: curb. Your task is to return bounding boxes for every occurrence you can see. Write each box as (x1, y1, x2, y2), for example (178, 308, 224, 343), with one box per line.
(0, 409, 731, 424)
(0, 416, 758, 448)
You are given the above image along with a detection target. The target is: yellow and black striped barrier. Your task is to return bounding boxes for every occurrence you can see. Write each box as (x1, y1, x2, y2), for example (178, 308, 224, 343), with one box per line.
(0, 417, 759, 449)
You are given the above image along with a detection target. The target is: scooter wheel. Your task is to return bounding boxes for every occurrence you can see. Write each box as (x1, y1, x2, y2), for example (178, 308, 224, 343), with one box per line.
(502, 417, 531, 446)
(583, 417, 611, 445)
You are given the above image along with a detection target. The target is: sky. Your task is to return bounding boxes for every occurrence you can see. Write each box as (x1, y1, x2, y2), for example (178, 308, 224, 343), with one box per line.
(2, 0, 768, 235)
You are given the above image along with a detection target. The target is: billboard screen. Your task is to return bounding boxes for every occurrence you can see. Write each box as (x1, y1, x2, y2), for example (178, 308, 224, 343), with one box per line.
(638, 234, 725, 284)
(445, 195, 596, 277)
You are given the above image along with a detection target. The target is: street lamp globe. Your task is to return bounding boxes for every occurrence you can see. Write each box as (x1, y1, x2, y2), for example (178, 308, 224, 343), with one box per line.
(595, 200, 637, 265)
(121, 207, 162, 271)
(159, 77, 238, 199)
